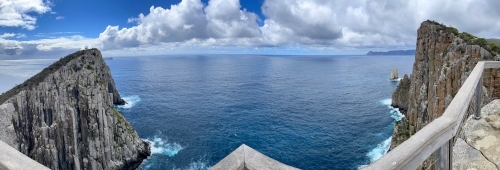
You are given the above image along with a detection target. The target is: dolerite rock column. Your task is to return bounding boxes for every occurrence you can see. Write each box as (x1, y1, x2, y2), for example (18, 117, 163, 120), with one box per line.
(0, 49, 150, 170)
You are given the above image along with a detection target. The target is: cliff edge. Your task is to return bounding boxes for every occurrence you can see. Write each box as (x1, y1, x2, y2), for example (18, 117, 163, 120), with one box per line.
(389, 21, 500, 169)
(0, 49, 150, 169)
(391, 20, 500, 149)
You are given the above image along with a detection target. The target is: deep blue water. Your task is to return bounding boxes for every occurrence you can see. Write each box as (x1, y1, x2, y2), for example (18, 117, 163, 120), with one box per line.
(104, 55, 414, 170)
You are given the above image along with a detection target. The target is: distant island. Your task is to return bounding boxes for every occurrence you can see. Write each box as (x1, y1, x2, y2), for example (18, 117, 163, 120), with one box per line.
(366, 50, 416, 55)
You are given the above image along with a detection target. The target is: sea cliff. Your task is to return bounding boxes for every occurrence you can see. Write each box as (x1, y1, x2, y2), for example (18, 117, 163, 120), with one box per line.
(390, 20, 500, 167)
(0, 49, 150, 169)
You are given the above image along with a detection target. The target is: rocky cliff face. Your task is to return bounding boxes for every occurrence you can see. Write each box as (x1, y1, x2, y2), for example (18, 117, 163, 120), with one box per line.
(0, 49, 150, 169)
(391, 21, 500, 149)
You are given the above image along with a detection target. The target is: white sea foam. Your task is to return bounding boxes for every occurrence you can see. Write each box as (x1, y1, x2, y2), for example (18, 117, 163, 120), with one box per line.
(117, 95, 141, 109)
(366, 136, 392, 163)
(143, 136, 183, 157)
(390, 78, 402, 82)
(380, 98, 392, 106)
(358, 99, 406, 168)
(357, 137, 393, 169)
(389, 107, 404, 121)
(380, 98, 405, 121)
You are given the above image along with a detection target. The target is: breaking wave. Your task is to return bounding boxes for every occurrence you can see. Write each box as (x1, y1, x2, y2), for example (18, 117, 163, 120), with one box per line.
(390, 78, 402, 82)
(380, 98, 404, 121)
(117, 95, 141, 109)
(144, 135, 183, 157)
(357, 136, 392, 169)
(380, 99, 392, 106)
(367, 137, 392, 163)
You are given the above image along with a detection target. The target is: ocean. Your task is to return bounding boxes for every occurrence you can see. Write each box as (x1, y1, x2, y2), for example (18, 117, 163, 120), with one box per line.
(0, 54, 414, 170)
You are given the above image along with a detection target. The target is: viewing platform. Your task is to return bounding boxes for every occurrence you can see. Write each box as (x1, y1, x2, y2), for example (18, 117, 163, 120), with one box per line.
(211, 144, 298, 170)
(361, 61, 500, 170)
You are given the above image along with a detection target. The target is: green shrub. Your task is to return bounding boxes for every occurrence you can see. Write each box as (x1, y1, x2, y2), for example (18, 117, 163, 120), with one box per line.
(459, 32, 476, 42)
(447, 27, 459, 35)
(491, 42, 500, 52)
(472, 38, 488, 47)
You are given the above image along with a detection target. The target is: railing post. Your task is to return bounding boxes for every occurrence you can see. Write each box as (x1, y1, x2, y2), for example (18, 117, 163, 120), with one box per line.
(435, 140, 452, 170)
(474, 73, 482, 120)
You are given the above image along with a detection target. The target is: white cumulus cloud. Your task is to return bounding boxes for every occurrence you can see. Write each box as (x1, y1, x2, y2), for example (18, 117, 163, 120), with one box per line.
(0, 0, 52, 30)
(98, 0, 262, 50)
(2, 0, 500, 58)
(261, 0, 343, 45)
(96, 0, 500, 52)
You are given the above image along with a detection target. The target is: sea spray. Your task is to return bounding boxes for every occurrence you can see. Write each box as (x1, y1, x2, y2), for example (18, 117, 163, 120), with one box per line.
(380, 98, 405, 121)
(366, 137, 392, 162)
(359, 98, 406, 166)
(143, 135, 184, 157)
(389, 107, 404, 121)
(380, 99, 392, 106)
(389, 78, 402, 82)
(117, 95, 141, 109)
(357, 136, 393, 169)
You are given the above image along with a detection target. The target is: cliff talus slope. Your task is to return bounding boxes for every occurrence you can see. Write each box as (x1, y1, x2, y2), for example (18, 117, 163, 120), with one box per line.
(0, 49, 150, 169)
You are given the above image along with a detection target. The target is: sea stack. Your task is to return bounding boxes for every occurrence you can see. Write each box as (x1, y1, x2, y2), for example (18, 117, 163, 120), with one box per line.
(390, 68, 398, 80)
(0, 49, 150, 169)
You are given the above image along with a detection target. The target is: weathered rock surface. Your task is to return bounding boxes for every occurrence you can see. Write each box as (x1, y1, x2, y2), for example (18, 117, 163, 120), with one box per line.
(452, 138, 496, 170)
(390, 68, 399, 80)
(392, 74, 410, 111)
(461, 99, 500, 169)
(0, 49, 150, 169)
(390, 20, 500, 150)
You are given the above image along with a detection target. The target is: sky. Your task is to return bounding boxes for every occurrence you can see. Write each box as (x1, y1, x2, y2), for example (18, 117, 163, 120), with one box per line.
(0, 0, 500, 59)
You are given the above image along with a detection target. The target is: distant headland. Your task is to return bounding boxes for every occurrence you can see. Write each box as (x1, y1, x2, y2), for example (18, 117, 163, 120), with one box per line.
(366, 50, 416, 56)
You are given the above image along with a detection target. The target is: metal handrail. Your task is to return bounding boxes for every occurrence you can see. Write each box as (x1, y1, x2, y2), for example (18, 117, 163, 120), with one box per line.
(362, 61, 500, 170)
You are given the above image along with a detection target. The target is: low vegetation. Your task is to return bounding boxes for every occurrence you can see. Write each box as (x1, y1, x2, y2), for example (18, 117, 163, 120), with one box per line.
(426, 20, 500, 57)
